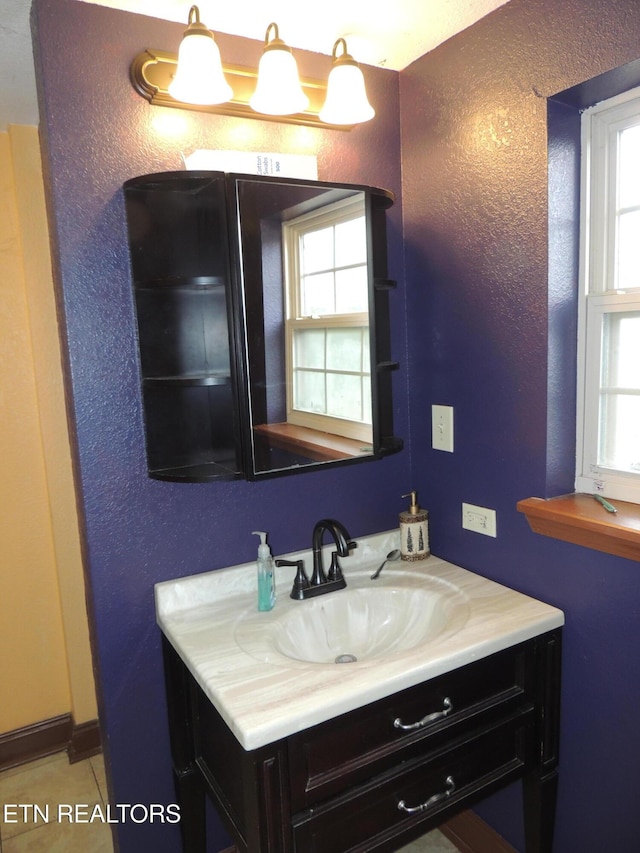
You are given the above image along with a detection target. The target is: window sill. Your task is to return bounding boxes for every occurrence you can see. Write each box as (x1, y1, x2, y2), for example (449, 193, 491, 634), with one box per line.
(253, 423, 371, 463)
(517, 493, 640, 562)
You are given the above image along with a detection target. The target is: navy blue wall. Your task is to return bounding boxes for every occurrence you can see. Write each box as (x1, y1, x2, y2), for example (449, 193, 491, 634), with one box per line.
(31, 1, 407, 850)
(401, 0, 640, 850)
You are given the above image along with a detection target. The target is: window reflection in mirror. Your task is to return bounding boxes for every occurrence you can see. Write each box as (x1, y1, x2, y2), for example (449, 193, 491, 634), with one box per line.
(284, 196, 372, 443)
(234, 179, 375, 475)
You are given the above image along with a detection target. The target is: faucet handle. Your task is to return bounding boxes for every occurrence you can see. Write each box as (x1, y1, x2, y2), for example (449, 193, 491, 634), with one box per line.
(328, 540, 357, 581)
(327, 551, 345, 583)
(275, 559, 310, 600)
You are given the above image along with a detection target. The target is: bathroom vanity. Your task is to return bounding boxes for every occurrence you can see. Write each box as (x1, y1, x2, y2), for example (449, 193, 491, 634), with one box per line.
(156, 532, 564, 852)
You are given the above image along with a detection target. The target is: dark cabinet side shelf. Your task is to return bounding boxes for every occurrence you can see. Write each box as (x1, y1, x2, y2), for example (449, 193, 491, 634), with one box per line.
(143, 373, 232, 387)
(133, 275, 226, 290)
(151, 458, 240, 483)
(124, 171, 243, 483)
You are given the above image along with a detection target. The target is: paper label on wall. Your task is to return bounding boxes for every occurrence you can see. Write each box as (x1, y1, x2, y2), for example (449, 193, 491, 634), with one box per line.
(183, 150, 318, 179)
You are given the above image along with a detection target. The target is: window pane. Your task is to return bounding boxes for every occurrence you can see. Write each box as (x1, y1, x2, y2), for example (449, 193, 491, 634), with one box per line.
(618, 124, 640, 209)
(326, 327, 364, 372)
(294, 329, 325, 369)
(301, 227, 334, 274)
(602, 312, 640, 388)
(616, 210, 640, 290)
(598, 393, 640, 472)
(294, 370, 326, 413)
(326, 373, 362, 421)
(598, 311, 640, 472)
(335, 266, 368, 313)
(301, 272, 335, 316)
(335, 217, 366, 267)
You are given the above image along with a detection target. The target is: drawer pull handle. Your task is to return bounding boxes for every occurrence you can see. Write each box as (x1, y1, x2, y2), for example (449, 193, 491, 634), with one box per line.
(393, 697, 453, 731)
(397, 775, 456, 815)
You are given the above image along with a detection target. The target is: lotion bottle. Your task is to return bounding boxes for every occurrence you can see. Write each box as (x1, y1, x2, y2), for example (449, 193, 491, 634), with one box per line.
(399, 491, 430, 561)
(253, 531, 276, 611)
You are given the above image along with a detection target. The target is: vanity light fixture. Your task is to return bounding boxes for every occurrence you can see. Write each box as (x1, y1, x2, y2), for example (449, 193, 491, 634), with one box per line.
(130, 13, 375, 130)
(249, 23, 309, 116)
(320, 38, 375, 125)
(167, 6, 232, 105)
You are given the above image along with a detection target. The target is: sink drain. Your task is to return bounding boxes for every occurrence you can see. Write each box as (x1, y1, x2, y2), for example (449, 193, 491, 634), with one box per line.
(335, 653, 358, 664)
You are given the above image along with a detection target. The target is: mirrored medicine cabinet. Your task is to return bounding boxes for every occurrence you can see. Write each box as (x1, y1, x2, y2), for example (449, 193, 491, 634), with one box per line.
(123, 170, 402, 482)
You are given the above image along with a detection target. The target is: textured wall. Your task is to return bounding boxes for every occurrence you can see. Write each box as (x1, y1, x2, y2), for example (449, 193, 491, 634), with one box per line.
(31, 1, 407, 850)
(401, 0, 640, 850)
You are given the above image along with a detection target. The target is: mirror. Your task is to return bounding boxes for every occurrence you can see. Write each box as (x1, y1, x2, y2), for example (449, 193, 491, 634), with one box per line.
(123, 170, 401, 483)
(229, 175, 402, 478)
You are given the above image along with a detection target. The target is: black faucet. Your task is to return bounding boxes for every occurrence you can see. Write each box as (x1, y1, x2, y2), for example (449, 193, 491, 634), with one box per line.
(311, 518, 351, 585)
(276, 518, 356, 600)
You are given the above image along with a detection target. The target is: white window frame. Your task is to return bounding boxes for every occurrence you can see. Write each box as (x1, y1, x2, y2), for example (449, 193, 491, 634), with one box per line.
(576, 86, 640, 503)
(282, 196, 373, 443)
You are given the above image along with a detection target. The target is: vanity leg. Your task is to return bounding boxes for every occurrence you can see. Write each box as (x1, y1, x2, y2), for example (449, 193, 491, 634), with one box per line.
(523, 629, 561, 853)
(174, 766, 206, 853)
(162, 635, 207, 853)
(523, 768, 558, 853)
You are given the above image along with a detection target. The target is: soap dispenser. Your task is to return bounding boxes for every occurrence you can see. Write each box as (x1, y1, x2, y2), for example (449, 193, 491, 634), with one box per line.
(399, 491, 430, 561)
(252, 531, 276, 611)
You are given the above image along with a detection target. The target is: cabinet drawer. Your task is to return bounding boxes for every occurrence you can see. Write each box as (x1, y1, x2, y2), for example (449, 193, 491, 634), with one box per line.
(293, 711, 532, 853)
(289, 642, 533, 811)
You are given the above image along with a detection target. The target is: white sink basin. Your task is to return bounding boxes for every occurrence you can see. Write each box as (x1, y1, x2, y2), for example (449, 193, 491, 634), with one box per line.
(234, 572, 470, 667)
(156, 531, 566, 749)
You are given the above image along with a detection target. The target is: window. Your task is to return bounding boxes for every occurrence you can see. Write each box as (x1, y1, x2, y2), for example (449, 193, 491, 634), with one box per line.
(282, 196, 372, 443)
(576, 87, 640, 502)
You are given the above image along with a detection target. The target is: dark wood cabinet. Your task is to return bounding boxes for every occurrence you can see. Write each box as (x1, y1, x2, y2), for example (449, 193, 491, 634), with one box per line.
(162, 628, 561, 852)
(123, 171, 402, 483)
(123, 172, 243, 482)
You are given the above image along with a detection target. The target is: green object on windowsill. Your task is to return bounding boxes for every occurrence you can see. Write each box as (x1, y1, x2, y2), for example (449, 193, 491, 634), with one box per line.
(593, 494, 617, 514)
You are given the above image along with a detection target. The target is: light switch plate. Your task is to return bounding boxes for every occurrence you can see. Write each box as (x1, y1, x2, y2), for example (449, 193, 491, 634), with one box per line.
(432, 405, 454, 452)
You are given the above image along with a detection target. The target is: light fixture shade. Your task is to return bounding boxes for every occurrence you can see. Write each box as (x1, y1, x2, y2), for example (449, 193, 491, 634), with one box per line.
(249, 23, 309, 116)
(319, 39, 375, 125)
(168, 6, 233, 105)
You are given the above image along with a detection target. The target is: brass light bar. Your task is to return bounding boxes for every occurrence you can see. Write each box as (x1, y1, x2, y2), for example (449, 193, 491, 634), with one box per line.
(130, 48, 353, 131)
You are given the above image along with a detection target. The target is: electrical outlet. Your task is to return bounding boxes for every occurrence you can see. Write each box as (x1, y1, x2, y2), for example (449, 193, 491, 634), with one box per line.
(462, 503, 497, 537)
(432, 405, 454, 452)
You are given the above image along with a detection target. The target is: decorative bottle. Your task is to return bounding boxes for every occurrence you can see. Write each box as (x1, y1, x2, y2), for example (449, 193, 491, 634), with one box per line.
(399, 491, 430, 561)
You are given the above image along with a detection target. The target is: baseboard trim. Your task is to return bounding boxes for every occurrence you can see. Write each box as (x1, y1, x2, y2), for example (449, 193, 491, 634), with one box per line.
(67, 718, 102, 764)
(0, 714, 101, 772)
(0, 714, 73, 771)
(441, 809, 517, 853)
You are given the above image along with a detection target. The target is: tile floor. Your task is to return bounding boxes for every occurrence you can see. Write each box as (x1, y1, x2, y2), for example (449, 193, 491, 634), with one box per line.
(0, 752, 112, 853)
(397, 830, 460, 853)
(0, 751, 459, 852)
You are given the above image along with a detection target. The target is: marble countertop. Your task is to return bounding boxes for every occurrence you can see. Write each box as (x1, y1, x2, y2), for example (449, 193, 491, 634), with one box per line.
(155, 530, 564, 751)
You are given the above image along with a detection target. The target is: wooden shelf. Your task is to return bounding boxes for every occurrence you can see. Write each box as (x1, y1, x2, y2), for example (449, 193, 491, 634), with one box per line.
(517, 493, 640, 561)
